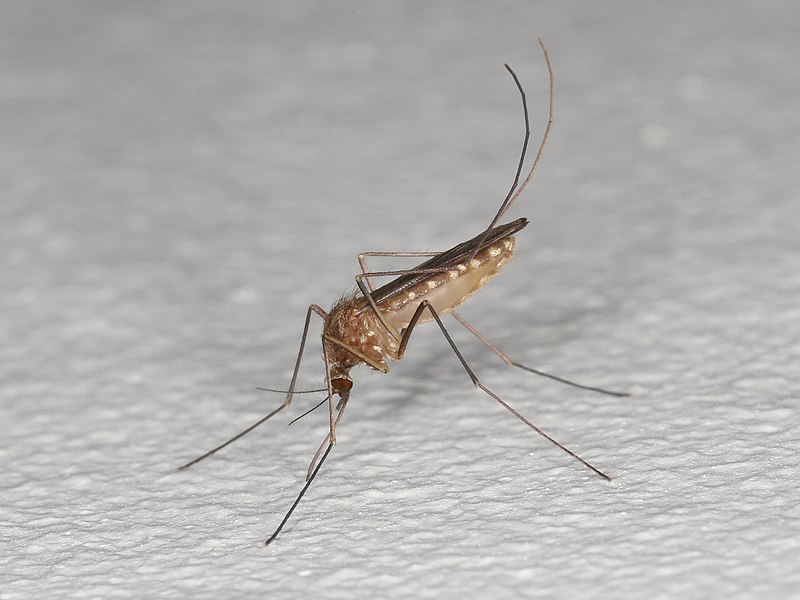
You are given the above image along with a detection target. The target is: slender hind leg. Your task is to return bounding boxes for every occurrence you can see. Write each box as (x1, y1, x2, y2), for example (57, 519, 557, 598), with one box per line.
(347, 46, 543, 339)
(266, 439, 334, 545)
(358, 251, 441, 292)
(176, 304, 329, 471)
(265, 398, 347, 545)
(397, 300, 612, 481)
(306, 395, 349, 480)
(450, 311, 629, 397)
(357, 255, 628, 397)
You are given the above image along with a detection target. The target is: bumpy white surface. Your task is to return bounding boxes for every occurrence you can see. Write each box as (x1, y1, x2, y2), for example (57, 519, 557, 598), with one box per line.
(3, 3, 799, 599)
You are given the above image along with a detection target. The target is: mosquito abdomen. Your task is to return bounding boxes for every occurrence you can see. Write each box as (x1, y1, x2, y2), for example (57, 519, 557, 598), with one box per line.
(380, 235, 518, 337)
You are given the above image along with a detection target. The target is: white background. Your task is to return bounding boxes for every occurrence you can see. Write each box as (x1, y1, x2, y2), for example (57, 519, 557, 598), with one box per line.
(2, 2, 799, 599)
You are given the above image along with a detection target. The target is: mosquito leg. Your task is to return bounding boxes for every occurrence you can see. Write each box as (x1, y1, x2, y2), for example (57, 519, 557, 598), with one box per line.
(306, 396, 349, 480)
(488, 38, 554, 230)
(352, 44, 550, 288)
(265, 396, 347, 545)
(175, 304, 328, 471)
(266, 439, 334, 546)
(462, 39, 541, 265)
(354, 254, 445, 343)
(450, 311, 629, 397)
(398, 300, 611, 481)
(257, 387, 327, 394)
(176, 403, 287, 471)
(358, 251, 440, 292)
(356, 275, 402, 343)
(285, 304, 329, 407)
(352, 219, 528, 344)
(355, 269, 452, 344)
(288, 396, 330, 426)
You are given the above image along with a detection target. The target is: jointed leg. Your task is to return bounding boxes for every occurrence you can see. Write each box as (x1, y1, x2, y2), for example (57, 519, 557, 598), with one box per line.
(319, 339, 337, 447)
(450, 311, 629, 397)
(357, 256, 627, 398)
(287, 304, 330, 407)
(176, 304, 328, 471)
(485, 38, 553, 233)
(265, 393, 349, 545)
(355, 252, 443, 345)
(398, 300, 611, 481)
(306, 394, 349, 480)
(358, 251, 440, 292)
(355, 269, 453, 344)
(266, 439, 334, 546)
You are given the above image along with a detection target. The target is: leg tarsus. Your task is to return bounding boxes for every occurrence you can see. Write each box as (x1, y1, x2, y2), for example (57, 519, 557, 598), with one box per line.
(451, 310, 629, 398)
(510, 361, 629, 397)
(401, 302, 611, 480)
(475, 381, 611, 481)
(177, 304, 329, 471)
(306, 396, 348, 480)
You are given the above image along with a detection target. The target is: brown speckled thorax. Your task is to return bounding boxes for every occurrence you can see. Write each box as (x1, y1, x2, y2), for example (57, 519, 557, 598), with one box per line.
(323, 233, 518, 379)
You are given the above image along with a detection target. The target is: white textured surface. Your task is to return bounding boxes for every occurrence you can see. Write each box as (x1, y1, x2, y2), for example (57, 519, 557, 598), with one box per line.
(2, 2, 799, 599)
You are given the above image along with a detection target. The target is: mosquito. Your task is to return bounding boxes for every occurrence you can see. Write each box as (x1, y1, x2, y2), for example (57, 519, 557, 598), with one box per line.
(178, 39, 627, 545)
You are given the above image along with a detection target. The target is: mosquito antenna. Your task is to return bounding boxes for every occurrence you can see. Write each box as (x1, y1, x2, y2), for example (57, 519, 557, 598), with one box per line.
(288, 396, 330, 426)
(489, 37, 554, 229)
(176, 403, 287, 471)
(266, 441, 334, 545)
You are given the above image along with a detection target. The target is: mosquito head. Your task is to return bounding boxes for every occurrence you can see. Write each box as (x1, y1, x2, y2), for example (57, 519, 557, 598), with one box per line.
(330, 367, 353, 400)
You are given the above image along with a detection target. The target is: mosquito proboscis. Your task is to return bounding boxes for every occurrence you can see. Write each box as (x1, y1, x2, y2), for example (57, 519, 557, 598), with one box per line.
(178, 39, 628, 546)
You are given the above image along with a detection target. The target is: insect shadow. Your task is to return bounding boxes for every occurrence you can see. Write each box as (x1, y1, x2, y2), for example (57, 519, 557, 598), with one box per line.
(178, 39, 628, 545)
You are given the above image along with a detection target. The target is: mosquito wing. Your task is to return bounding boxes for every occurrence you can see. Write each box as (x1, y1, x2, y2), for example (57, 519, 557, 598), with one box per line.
(365, 217, 529, 308)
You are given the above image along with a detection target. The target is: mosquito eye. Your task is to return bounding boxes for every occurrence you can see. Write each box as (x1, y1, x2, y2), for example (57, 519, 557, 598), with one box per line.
(332, 378, 353, 393)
